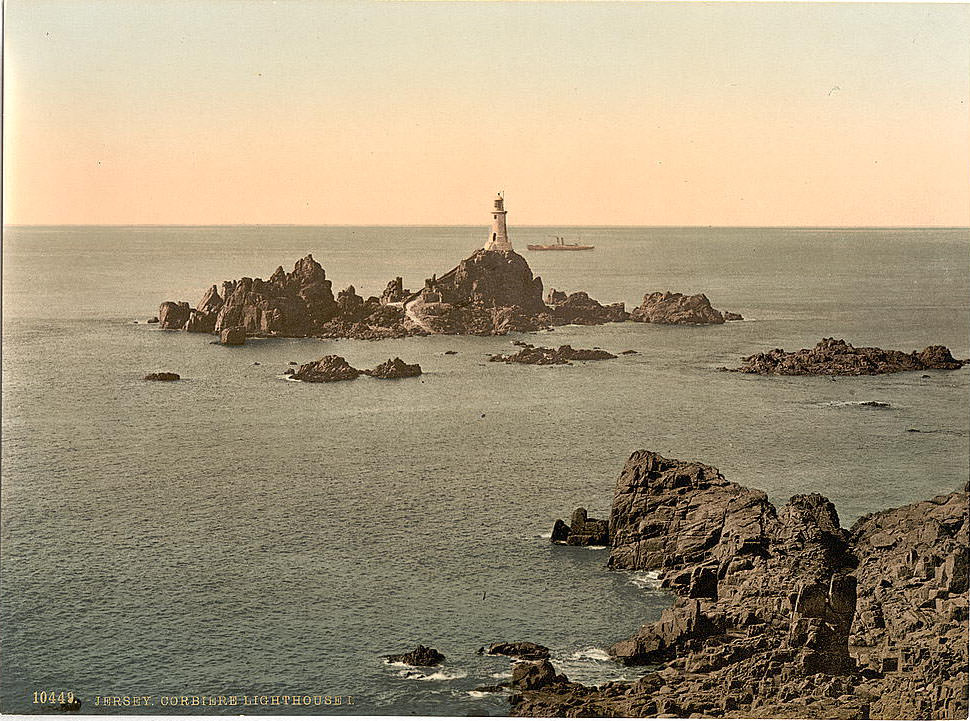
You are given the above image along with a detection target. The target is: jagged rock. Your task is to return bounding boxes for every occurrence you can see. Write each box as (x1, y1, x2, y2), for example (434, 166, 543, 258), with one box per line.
(489, 343, 617, 365)
(196, 285, 224, 315)
(147, 317, 159, 324)
(480, 642, 551, 661)
(384, 645, 445, 667)
(158, 301, 191, 329)
(550, 508, 609, 546)
(736, 338, 967, 375)
(364, 358, 422, 379)
(220, 327, 246, 346)
(629, 291, 741, 324)
(544, 290, 628, 325)
(291, 355, 360, 383)
(380, 277, 411, 304)
(144, 372, 180, 381)
(510, 450, 969, 719)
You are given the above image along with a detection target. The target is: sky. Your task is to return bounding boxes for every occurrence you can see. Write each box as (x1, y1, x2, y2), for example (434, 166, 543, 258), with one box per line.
(3, 1, 969, 226)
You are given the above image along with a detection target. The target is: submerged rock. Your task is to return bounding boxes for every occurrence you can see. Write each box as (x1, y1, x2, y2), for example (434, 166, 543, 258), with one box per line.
(480, 641, 551, 661)
(291, 355, 360, 383)
(143, 372, 180, 381)
(363, 358, 422, 379)
(488, 343, 617, 365)
(629, 291, 741, 325)
(384, 645, 445, 667)
(736, 338, 967, 375)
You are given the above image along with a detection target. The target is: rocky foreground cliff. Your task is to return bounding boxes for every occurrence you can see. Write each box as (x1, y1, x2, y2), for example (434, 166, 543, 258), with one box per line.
(156, 250, 742, 340)
(511, 451, 968, 719)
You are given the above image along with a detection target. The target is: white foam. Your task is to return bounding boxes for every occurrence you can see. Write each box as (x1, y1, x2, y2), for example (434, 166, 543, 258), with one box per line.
(489, 672, 509, 679)
(538, 532, 552, 539)
(585, 545, 608, 551)
(628, 570, 661, 589)
(397, 669, 468, 682)
(569, 647, 611, 661)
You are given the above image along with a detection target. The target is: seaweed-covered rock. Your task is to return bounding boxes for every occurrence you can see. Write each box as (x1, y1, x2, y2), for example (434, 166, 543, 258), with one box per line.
(489, 344, 617, 365)
(144, 372, 180, 381)
(384, 645, 445, 667)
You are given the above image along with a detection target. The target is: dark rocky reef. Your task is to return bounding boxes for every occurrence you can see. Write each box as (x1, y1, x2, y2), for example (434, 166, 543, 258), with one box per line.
(550, 508, 609, 546)
(510, 450, 969, 719)
(362, 357, 422, 379)
(736, 338, 967, 376)
(489, 343, 617, 366)
(480, 641, 551, 661)
(544, 289, 628, 325)
(287, 356, 422, 383)
(143, 372, 180, 381)
(384, 645, 445, 667)
(220, 327, 246, 346)
(630, 291, 742, 324)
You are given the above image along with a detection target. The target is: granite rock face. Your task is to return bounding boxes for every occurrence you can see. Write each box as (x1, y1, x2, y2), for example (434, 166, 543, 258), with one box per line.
(489, 343, 617, 366)
(363, 358, 422, 379)
(510, 450, 969, 719)
(629, 291, 741, 325)
(736, 338, 967, 375)
(290, 355, 361, 383)
(550, 508, 610, 546)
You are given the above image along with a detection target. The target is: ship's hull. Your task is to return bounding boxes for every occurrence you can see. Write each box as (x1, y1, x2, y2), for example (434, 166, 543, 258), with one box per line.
(526, 244, 595, 251)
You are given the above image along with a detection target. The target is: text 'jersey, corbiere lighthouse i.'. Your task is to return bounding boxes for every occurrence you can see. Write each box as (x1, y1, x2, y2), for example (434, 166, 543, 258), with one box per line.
(484, 192, 513, 252)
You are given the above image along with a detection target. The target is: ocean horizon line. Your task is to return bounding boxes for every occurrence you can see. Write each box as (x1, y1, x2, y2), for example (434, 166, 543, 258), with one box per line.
(5, 223, 969, 231)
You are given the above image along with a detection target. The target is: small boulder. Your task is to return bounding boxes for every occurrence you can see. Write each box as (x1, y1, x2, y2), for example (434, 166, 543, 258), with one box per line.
(144, 372, 180, 381)
(220, 327, 246, 346)
(147, 317, 159, 324)
(510, 659, 565, 690)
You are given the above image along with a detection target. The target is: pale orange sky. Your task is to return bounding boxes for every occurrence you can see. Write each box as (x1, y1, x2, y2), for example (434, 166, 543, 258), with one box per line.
(4, 1, 969, 226)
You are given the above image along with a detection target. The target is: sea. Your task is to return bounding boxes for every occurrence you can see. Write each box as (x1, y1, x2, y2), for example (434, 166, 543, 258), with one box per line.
(2, 225, 968, 716)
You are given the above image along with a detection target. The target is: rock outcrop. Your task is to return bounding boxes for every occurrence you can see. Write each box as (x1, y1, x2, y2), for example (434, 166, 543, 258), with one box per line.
(509, 450, 969, 719)
(736, 338, 967, 376)
(156, 249, 638, 340)
(220, 327, 246, 346)
(544, 290, 628, 325)
(288, 355, 361, 383)
(384, 645, 445, 667)
(363, 357, 422, 379)
(143, 372, 180, 381)
(489, 343, 617, 366)
(550, 508, 609, 546)
(629, 291, 742, 324)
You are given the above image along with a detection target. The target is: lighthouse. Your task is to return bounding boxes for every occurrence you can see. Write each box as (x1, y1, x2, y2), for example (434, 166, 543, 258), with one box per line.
(484, 192, 513, 252)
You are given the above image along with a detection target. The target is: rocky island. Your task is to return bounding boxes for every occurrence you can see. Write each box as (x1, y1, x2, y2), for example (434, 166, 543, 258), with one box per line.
(155, 194, 744, 342)
(736, 338, 967, 375)
(509, 450, 968, 719)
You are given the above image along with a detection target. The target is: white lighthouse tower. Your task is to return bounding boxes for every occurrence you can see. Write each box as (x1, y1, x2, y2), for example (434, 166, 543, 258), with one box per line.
(484, 192, 513, 252)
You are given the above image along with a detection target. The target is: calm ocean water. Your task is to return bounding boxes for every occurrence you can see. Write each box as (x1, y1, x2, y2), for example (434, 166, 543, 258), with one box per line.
(2, 226, 968, 715)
